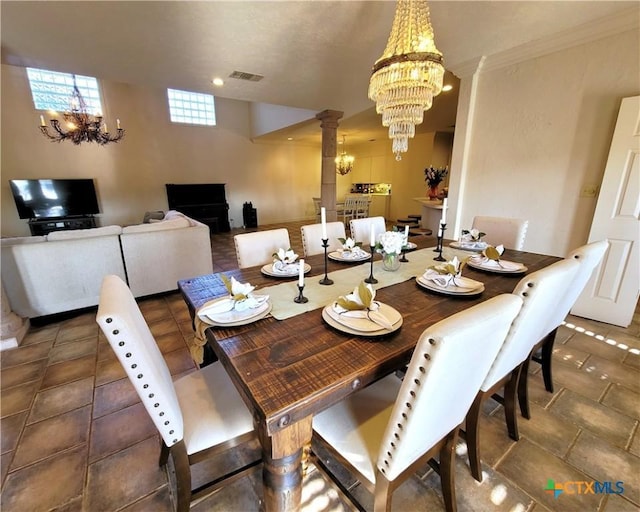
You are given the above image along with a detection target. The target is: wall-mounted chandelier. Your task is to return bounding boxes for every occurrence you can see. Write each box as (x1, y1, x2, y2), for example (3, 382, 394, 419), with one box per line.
(335, 135, 355, 175)
(368, 0, 444, 161)
(39, 75, 124, 145)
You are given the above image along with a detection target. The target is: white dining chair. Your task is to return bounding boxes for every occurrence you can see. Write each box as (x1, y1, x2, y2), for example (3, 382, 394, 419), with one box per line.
(465, 258, 579, 482)
(312, 197, 321, 222)
(301, 221, 346, 257)
(349, 216, 386, 246)
(525, 240, 609, 410)
(95, 275, 260, 512)
(471, 216, 529, 250)
(311, 294, 523, 512)
(354, 195, 371, 218)
(233, 228, 291, 269)
(341, 195, 360, 225)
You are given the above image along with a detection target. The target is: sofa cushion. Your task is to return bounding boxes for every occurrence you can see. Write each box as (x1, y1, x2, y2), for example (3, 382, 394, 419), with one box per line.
(122, 217, 190, 234)
(47, 225, 122, 241)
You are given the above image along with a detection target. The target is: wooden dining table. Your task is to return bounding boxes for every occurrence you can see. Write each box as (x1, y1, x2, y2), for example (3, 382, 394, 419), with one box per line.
(178, 237, 560, 512)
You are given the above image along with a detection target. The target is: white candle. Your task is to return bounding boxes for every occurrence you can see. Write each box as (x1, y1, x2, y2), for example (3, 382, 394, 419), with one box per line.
(404, 225, 409, 239)
(320, 207, 327, 239)
(441, 198, 448, 225)
(116, 118, 121, 130)
(370, 225, 376, 247)
(40, 115, 46, 127)
(298, 258, 305, 287)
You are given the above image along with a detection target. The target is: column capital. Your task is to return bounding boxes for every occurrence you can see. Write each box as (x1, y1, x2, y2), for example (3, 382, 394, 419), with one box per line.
(315, 110, 343, 129)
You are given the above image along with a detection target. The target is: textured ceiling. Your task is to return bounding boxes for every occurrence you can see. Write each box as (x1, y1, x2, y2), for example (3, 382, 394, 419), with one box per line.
(2, 1, 637, 145)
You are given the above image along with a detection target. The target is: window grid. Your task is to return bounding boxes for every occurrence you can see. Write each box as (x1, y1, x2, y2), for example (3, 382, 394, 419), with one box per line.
(26, 68, 103, 114)
(167, 88, 216, 126)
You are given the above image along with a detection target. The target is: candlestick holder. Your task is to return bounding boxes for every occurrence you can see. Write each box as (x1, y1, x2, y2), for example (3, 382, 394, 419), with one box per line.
(434, 223, 447, 261)
(400, 247, 409, 263)
(319, 238, 333, 285)
(364, 244, 378, 284)
(294, 284, 308, 304)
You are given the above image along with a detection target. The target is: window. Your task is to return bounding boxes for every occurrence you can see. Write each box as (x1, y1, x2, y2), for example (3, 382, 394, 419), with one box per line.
(26, 68, 103, 114)
(167, 88, 216, 126)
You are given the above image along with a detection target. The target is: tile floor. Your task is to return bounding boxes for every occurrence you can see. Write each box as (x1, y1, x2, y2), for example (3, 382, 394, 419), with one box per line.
(1, 220, 639, 512)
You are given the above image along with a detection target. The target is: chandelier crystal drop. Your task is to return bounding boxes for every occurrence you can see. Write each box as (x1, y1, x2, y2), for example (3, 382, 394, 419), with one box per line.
(39, 75, 124, 145)
(335, 135, 355, 175)
(368, 0, 444, 160)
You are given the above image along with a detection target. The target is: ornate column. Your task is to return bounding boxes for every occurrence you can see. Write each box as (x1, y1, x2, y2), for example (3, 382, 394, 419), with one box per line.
(315, 110, 343, 222)
(1, 284, 29, 351)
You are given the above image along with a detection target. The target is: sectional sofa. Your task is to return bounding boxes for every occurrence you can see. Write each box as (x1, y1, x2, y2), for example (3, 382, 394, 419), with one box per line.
(1, 211, 213, 318)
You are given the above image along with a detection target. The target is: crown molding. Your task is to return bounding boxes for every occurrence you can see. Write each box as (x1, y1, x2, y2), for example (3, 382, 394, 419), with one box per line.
(447, 7, 639, 78)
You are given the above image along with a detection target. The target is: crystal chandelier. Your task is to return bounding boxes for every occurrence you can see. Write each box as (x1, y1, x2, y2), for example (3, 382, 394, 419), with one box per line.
(335, 135, 355, 175)
(369, 0, 444, 161)
(39, 75, 124, 145)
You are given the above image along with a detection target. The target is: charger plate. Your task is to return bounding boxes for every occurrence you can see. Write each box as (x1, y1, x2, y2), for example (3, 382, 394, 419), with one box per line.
(467, 257, 527, 274)
(328, 250, 371, 262)
(198, 296, 272, 326)
(322, 302, 402, 336)
(261, 263, 311, 278)
(416, 275, 484, 297)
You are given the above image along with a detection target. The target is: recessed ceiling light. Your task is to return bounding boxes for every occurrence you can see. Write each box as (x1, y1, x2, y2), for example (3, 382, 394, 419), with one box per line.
(287, 137, 293, 141)
(212, 78, 224, 86)
(442, 84, 453, 92)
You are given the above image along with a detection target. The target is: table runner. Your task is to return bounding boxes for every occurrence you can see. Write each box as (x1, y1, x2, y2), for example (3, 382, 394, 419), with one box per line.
(261, 246, 471, 320)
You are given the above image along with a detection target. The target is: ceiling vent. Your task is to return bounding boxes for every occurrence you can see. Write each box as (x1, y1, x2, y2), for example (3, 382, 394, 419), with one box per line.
(229, 71, 264, 82)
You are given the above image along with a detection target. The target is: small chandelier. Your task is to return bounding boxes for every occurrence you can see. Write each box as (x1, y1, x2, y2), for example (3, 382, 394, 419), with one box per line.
(39, 75, 124, 145)
(368, 0, 444, 161)
(335, 135, 355, 175)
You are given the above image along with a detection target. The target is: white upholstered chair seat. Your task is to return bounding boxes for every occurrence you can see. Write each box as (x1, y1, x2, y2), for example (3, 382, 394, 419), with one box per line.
(465, 258, 579, 482)
(349, 216, 386, 246)
(312, 294, 522, 512)
(176, 363, 254, 455)
(233, 228, 291, 269)
(301, 221, 346, 257)
(96, 275, 258, 511)
(471, 215, 528, 250)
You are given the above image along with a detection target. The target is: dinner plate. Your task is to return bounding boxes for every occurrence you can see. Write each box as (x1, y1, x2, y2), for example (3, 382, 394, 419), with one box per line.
(404, 242, 418, 251)
(449, 241, 488, 252)
(197, 296, 272, 326)
(328, 250, 371, 262)
(416, 275, 485, 297)
(261, 262, 311, 277)
(322, 302, 403, 336)
(467, 257, 527, 274)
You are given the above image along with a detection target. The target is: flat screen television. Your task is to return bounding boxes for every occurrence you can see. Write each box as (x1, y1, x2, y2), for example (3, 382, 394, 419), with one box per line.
(9, 179, 100, 219)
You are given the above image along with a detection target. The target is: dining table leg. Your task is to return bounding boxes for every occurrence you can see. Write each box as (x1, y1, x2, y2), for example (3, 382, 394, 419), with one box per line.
(257, 416, 313, 512)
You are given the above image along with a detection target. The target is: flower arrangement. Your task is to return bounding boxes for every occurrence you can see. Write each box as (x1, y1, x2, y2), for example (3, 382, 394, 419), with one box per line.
(424, 166, 448, 188)
(375, 231, 405, 255)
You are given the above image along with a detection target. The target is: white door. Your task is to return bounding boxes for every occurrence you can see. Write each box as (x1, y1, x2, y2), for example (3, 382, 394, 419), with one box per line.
(571, 96, 640, 327)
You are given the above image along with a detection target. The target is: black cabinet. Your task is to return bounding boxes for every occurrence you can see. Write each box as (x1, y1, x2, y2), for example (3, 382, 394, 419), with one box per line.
(28, 216, 96, 236)
(166, 183, 230, 232)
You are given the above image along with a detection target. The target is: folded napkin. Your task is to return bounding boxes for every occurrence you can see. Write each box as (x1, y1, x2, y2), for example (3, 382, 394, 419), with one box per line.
(459, 240, 488, 250)
(333, 283, 393, 330)
(471, 255, 522, 271)
(422, 269, 479, 290)
(338, 247, 368, 259)
(272, 260, 300, 274)
(199, 294, 269, 316)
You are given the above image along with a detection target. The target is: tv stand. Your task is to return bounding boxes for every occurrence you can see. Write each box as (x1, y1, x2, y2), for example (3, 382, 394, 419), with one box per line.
(28, 216, 97, 236)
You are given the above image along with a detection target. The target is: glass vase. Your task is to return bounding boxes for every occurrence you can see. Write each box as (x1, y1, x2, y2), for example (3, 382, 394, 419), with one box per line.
(382, 252, 401, 271)
(428, 185, 439, 200)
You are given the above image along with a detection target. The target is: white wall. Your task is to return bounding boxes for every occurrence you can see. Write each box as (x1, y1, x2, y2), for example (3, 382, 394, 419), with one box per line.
(1, 64, 322, 236)
(1, 63, 448, 236)
(455, 29, 639, 256)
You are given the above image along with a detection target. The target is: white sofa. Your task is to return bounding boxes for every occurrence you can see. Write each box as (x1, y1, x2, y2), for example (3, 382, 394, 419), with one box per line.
(1, 212, 213, 318)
